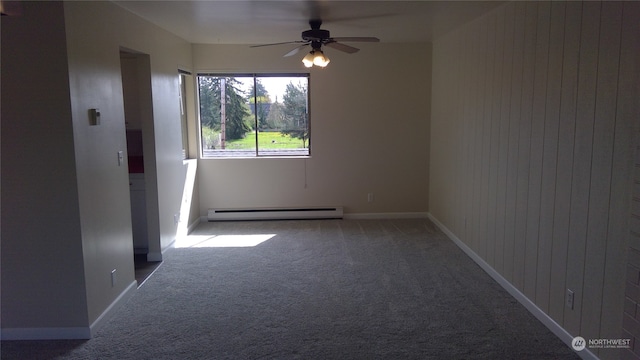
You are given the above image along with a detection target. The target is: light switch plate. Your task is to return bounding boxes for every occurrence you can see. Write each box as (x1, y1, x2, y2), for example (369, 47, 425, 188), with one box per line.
(89, 108, 101, 126)
(566, 289, 574, 309)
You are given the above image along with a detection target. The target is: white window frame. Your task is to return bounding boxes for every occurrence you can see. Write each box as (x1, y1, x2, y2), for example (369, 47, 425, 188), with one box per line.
(197, 73, 311, 159)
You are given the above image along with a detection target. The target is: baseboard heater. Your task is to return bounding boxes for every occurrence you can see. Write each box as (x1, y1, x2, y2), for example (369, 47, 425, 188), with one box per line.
(207, 206, 343, 221)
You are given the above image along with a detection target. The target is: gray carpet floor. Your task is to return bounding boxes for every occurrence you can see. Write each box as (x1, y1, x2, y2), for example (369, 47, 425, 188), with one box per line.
(2, 219, 580, 359)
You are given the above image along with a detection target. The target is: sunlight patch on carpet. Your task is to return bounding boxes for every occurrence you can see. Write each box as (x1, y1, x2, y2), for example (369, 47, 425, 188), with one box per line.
(175, 234, 276, 248)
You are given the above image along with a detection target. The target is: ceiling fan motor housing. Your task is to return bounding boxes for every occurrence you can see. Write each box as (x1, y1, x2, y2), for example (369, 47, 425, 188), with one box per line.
(302, 29, 330, 42)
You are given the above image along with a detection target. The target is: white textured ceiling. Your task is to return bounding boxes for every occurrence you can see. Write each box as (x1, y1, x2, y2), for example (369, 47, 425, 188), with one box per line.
(113, 1, 504, 45)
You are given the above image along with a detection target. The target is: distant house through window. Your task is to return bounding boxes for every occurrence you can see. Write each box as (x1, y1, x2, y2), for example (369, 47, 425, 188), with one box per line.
(197, 73, 310, 158)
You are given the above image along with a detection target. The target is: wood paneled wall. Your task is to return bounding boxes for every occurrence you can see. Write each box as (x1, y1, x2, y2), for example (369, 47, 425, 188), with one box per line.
(429, 2, 639, 359)
(623, 134, 640, 360)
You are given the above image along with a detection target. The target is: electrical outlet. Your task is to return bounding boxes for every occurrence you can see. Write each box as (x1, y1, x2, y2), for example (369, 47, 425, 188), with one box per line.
(367, 193, 374, 202)
(174, 213, 180, 225)
(111, 269, 117, 287)
(566, 289, 574, 309)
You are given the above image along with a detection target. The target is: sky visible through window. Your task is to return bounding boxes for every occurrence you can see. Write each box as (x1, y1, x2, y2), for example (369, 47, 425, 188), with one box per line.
(236, 77, 307, 102)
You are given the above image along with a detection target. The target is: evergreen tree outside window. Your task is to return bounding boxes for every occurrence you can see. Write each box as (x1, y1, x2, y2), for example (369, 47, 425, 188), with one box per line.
(198, 73, 310, 158)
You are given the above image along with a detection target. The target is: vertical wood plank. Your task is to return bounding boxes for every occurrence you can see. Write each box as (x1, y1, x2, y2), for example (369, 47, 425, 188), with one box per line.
(548, 0, 582, 324)
(564, 1, 601, 336)
(431, 33, 457, 229)
(601, 1, 640, 350)
(430, 37, 446, 227)
(524, 1, 551, 300)
(447, 28, 459, 236)
(456, 26, 466, 240)
(471, 16, 488, 255)
(479, 12, 496, 260)
(535, 1, 566, 313)
(495, 2, 515, 276)
(463, 25, 477, 247)
(487, 7, 505, 268)
(513, 1, 538, 291)
(581, 0, 623, 347)
(444, 36, 458, 229)
(504, 1, 526, 284)
(454, 26, 466, 239)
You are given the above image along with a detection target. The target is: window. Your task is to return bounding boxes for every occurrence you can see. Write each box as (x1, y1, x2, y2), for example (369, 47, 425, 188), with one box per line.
(178, 71, 190, 159)
(197, 73, 310, 158)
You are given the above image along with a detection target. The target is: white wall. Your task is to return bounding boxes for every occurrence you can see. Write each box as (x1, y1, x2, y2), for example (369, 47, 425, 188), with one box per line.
(63, 0, 193, 323)
(429, 2, 638, 359)
(193, 43, 431, 216)
(1, 0, 194, 338)
(1, 1, 89, 333)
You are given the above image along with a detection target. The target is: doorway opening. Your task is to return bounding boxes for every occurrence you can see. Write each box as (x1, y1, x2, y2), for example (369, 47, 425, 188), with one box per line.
(119, 49, 161, 286)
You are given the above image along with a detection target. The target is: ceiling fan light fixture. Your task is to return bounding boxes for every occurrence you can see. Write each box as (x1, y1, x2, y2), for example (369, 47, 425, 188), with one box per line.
(302, 49, 331, 67)
(301, 49, 330, 68)
(302, 51, 315, 68)
(312, 50, 330, 67)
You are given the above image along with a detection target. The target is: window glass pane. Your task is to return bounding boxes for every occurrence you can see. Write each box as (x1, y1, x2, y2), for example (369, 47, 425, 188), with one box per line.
(198, 74, 310, 158)
(256, 76, 309, 156)
(199, 75, 256, 158)
(178, 73, 189, 159)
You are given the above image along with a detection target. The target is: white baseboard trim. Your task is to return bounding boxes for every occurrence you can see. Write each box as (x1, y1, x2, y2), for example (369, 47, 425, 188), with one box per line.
(89, 280, 137, 337)
(148, 243, 174, 261)
(426, 213, 598, 360)
(1, 326, 91, 340)
(146, 251, 163, 262)
(344, 212, 429, 220)
(187, 217, 201, 234)
(199, 213, 428, 222)
(1, 280, 137, 340)
(148, 237, 180, 262)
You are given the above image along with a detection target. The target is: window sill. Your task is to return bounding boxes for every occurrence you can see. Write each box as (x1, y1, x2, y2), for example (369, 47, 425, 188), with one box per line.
(201, 148, 310, 158)
(200, 156, 311, 160)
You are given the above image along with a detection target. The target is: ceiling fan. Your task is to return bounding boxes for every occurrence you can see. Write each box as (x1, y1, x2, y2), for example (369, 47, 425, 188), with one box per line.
(251, 19, 380, 68)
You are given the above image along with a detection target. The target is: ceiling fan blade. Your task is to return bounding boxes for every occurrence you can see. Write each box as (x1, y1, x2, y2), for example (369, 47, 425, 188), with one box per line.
(250, 41, 306, 48)
(284, 44, 310, 57)
(325, 41, 360, 54)
(330, 37, 380, 43)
